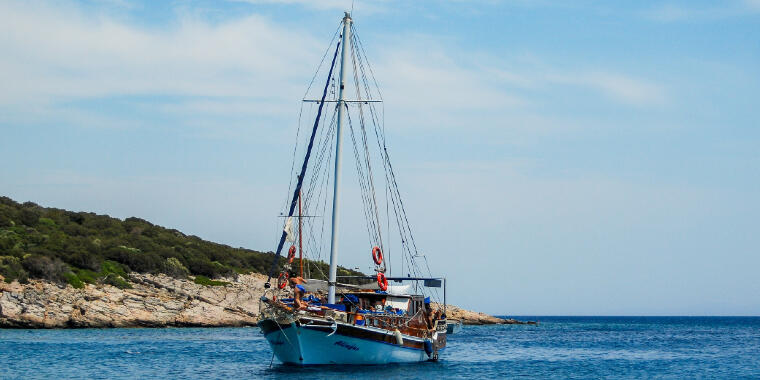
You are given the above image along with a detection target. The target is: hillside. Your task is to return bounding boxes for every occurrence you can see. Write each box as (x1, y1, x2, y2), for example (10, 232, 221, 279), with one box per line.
(0, 196, 362, 289)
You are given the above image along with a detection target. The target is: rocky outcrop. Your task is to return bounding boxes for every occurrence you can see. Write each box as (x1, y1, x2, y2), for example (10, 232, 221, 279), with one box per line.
(0, 273, 267, 328)
(435, 303, 538, 325)
(0, 273, 524, 328)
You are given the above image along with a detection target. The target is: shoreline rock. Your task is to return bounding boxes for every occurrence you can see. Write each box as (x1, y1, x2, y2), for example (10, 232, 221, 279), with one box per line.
(0, 274, 532, 328)
(0, 273, 264, 328)
(436, 303, 538, 325)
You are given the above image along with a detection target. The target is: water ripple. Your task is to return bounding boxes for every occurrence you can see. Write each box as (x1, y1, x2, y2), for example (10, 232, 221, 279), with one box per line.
(1, 317, 759, 379)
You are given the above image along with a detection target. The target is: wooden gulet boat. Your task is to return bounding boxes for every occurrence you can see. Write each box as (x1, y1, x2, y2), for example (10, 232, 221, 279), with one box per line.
(257, 12, 449, 365)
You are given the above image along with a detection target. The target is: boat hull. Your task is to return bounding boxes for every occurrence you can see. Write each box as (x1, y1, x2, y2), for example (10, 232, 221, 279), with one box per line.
(446, 320, 462, 334)
(259, 318, 435, 365)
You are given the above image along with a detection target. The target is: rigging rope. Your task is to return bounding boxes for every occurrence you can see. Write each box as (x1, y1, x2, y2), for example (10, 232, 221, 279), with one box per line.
(281, 24, 341, 215)
(269, 23, 442, 305)
(266, 39, 342, 286)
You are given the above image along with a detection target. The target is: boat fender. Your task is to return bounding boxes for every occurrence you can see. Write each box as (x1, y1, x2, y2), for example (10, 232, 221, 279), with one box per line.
(287, 245, 296, 263)
(278, 272, 289, 289)
(326, 316, 338, 337)
(424, 339, 433, 356)
(376, 272, 388, 291)
(372, 246, 383, 265)
(393, 329, 404, 345)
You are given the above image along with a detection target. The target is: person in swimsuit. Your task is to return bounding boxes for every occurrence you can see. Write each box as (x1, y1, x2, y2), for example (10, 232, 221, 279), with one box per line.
(288, 272, 308, 310)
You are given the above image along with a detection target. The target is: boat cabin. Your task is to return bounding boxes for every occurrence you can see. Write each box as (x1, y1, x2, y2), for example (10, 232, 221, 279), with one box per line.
(337, 291, 425, 316)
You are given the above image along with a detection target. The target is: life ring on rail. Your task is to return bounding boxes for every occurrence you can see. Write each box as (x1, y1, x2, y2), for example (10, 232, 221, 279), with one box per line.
(278, 272, 289, 289)
(377, 272, 388, 291)
(372, 246, 383, 265)
(287, 245, 296, 263)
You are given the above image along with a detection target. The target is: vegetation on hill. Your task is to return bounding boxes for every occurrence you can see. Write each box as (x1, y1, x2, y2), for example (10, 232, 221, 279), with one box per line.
(0, 196, 362, 287)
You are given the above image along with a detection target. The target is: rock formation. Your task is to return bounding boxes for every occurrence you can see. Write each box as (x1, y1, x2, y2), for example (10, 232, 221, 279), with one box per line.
(437, 303, 538, 325)
(1, 273, 526, 328)
(0, 273, 265, 328)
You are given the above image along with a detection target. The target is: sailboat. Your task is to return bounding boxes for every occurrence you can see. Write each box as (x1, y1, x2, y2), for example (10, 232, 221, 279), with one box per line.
(257, 12, 448, 365)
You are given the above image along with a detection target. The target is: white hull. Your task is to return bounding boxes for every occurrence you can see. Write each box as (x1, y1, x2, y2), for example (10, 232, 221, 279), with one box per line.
(259, 319, 434, 365)
(446, 320, 462, 334)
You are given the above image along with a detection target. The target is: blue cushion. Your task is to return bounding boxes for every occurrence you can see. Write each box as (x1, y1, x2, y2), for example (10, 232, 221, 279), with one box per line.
(324, 303, 346, 311)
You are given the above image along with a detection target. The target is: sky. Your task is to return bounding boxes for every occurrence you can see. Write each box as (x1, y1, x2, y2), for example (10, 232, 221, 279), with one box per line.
(1, 0, 758, 316)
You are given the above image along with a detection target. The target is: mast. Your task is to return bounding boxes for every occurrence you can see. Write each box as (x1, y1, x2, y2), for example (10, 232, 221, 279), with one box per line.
(327, 12, 352, 304)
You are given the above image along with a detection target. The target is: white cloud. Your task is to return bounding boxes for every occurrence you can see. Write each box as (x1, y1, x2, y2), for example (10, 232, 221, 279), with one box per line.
(645, 4, 706, 22)
(550, 72, 667, 107)
(363, 39, 667, 135)
(644, 1, 760, 22)
(0, 1, 322, 116)
(228, 0, 386, 13)
(744, 0, 760, 11)
(373, 45, 528, 131)
(0, 0, 668, 136)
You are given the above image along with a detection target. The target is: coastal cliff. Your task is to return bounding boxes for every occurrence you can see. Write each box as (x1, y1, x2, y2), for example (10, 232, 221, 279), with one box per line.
(0, 273, 264, 328)
(0, 273, 516, 328)
(0, 196, 525, 328)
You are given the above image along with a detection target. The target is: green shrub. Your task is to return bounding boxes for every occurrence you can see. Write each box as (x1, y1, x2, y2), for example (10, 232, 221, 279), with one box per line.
(64, 272, 84, 289)
(0, 215, 13, 228)
(37, 217, 56, 228)
(103, 273, 132, 289)
(19, 209, 40, 226)
(0, 196, 366, 283)
(22, 254, 68, 283)
(68, 250, 101, 272)
(187, 258, 234, 279)
(193, 275, 229, 287)
(0, 230, 22, 252)
(165, 257, 189, 278)
(101, 260, 128, 278)
(0, 256, 28, 283)
(75, 268, 99, 284)
(98, 260, 132, 289)
(107, 246, 163, 273)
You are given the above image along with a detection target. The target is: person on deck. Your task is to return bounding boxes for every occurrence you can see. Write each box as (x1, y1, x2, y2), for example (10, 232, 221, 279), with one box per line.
(425, 301, 434, 330)
(288, 272, 308, 310)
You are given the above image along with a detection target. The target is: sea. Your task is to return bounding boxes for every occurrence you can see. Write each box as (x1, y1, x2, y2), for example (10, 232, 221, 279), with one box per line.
(2, 316, 759, 379)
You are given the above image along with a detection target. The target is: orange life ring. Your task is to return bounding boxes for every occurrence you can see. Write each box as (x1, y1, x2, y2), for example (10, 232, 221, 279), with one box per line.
(372, 246, 383, 265)
(376, 272, 388, 291)
(278, 272, 289, 289)
(287, 245, 296, 263)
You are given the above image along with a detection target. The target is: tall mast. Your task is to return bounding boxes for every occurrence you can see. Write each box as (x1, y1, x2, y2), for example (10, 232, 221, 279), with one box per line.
(327, 12, 352, 304)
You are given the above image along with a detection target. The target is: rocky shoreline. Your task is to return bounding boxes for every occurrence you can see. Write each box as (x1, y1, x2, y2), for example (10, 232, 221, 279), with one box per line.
(0, 273, 531, 328)
(439, 303, 538, 325)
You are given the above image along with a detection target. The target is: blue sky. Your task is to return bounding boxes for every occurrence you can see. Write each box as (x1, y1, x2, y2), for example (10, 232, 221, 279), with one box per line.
(1, 0, 758, 315)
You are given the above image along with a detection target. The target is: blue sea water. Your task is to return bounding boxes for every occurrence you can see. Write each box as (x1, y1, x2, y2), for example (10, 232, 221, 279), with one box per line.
(1, 317, 759, 379)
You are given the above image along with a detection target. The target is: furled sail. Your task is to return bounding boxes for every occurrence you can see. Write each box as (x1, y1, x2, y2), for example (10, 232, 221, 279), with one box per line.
(284, 217, 296, 242)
